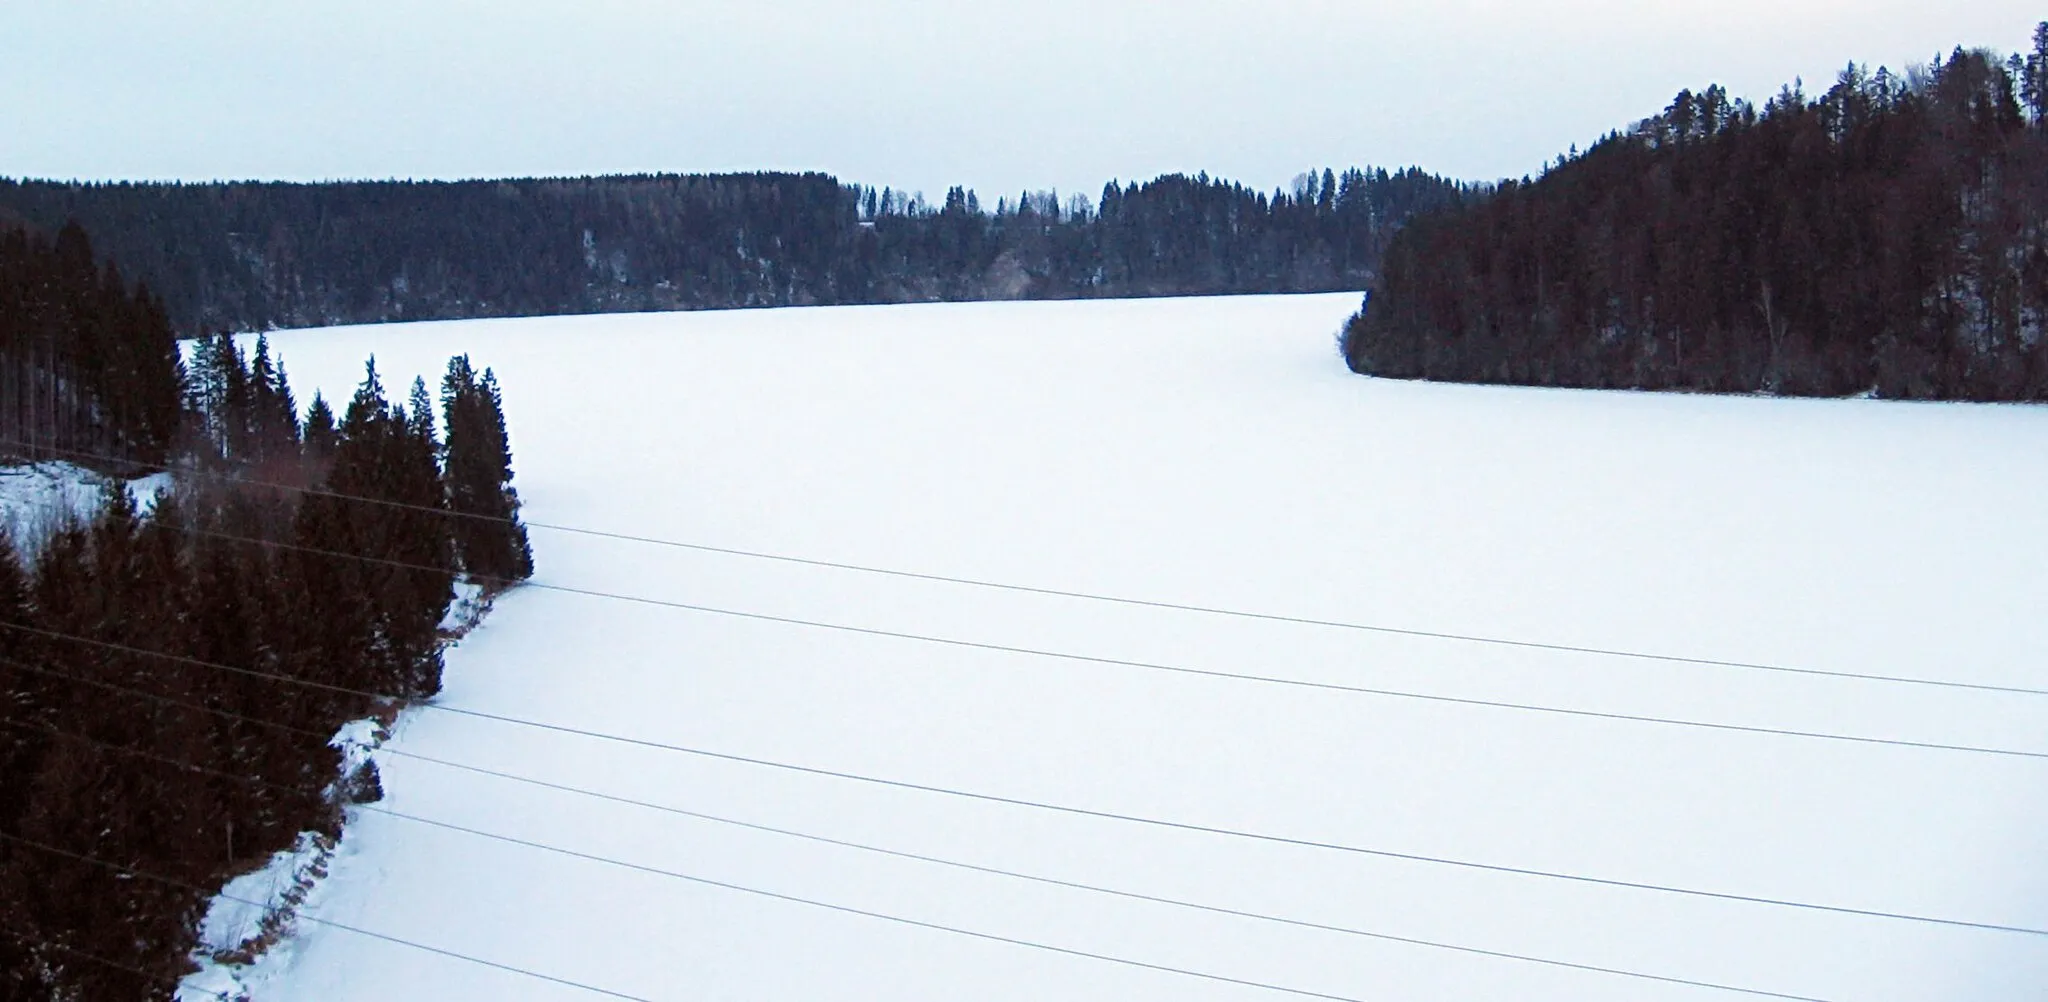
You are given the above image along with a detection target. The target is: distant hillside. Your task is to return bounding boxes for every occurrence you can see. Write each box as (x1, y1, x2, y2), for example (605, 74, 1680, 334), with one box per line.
(1342, 30, 2048, 402)
(0, 168, 1469, 335)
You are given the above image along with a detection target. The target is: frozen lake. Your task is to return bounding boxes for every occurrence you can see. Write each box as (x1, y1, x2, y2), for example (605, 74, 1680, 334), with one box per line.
(228, 293, 2048, 1001)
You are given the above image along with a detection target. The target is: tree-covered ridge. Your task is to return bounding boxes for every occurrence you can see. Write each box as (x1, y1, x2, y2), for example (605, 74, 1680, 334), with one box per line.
(0, 168, 1470, 335)
(1342, 32, 2048, 401)
(1, 236, 535, 997)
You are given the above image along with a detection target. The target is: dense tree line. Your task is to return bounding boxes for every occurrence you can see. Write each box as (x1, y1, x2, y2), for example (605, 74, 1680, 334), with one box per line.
(1343, 30, 2048, 401)
(0, 168, 1468, 335)
(0, 234, 533, 998)
(0, 223, 183, 467)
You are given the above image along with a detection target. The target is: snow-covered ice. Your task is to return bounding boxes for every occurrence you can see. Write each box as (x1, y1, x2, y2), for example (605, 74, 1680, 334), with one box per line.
(230, 293, 2047, 1001)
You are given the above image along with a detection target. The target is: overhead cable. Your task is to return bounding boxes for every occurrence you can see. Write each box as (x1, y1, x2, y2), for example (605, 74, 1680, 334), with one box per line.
(2, 649, 2039, 937)
(4, 516, 2042, 763)
(3, 713, 1837, 1001)
(7, 437, 2037, 697)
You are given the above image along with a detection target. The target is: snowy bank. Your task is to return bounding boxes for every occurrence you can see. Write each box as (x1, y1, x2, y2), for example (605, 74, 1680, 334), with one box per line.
(0, 460, 170, 555)
(176, 576, 499, 1001)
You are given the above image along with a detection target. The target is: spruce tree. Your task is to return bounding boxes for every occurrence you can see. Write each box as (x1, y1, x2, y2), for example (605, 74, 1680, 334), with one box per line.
(317, 360, 454, 699)
(441, 355, 533, 585)
(246, 335, 300, 463)
(2029, 22, 2048, 122)
(303, 392, 338, 464)
(0, 524, 41, 835)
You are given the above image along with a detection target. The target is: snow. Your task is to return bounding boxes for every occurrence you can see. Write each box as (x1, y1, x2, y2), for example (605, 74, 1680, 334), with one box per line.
(232, 294, 2046, 1001)
(0, 460, 171, 557)
(438, 577, 489, 635)
(326, 718, 387, 797)
(177, 717, 392, 1002)
(193, 831, 334, 960)
(176, 824, 341, 1002)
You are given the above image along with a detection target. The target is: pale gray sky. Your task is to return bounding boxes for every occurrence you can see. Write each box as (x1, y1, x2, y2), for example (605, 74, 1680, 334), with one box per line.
(1, 1, 2039, 198)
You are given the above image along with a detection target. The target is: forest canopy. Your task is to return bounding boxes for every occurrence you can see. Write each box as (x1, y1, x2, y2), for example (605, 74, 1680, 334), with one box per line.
(1342, 30, 2048, 402)
(0, 221, 534, 1000)
(0, 168, 1470, 336)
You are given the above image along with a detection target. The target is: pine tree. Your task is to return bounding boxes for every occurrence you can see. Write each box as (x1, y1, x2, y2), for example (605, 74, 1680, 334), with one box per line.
(407, 376, 437, 445)
(441, 355, 533, 585)
(2028, 21, 2048, 122)
(245, 335, 300, 464)
(312, 360, 454, 698)
(0, 524, 41, 834)
(303, 392, 338, 464)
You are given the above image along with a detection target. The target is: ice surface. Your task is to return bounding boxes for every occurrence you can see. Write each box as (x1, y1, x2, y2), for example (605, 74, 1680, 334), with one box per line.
(234, 294, 2048, 1001)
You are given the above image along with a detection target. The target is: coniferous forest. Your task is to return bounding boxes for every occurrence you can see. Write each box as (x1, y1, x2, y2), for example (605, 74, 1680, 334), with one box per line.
(0, 222, 534, 1000)
(10, 21, 2048, 1001)
(0, 223, 183, 467)
(0, 168, 1467, 335)
(1343, 31, 2048, 401)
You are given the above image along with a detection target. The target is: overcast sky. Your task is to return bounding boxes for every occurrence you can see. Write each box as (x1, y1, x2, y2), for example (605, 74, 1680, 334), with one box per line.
(2, 2, 2040, 199)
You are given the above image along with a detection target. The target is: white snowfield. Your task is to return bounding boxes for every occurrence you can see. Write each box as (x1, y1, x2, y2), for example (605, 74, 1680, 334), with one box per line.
(225, 293, 2045, 1001)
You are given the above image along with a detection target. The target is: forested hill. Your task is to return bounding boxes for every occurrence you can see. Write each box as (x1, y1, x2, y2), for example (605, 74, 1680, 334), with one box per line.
(1, 218, 539, 1000)
(0, 167, 1468, 335)
(1342, 33, 2048, 402)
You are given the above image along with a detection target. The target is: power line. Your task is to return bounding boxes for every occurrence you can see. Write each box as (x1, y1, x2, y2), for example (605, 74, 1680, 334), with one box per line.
(384, 798, 1836, 1002)
(4, 647, 2040, 937)
(0, 831, 661, 1002)
(376, 808, 1785, 1002)
(9, 437, 2039, 698)
(0, 453, 2025, 993)
(3, 714, 1838, 1001)
(7, 513, 2044, 763)
(0, 826, 1388, 1002)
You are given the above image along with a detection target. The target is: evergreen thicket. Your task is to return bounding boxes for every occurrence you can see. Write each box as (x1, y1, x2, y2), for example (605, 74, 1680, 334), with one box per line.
(0, 223, 183, 468)
(0, 168, 1468, 334)
(1342, 31, 2048, 401)
(441, 356, 533, 585)
(0, 228, 534, 1000)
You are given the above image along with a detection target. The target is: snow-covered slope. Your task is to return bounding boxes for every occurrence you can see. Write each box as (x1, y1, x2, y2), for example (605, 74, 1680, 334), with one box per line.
(234, 294, 2047, 1001)
(0, 461, 171, 557)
